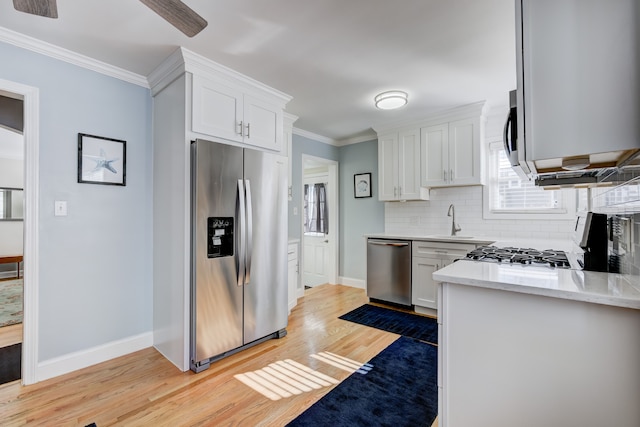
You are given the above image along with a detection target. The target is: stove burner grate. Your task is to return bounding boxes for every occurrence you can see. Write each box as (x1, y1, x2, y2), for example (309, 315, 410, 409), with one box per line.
(465, 246, 570, 268)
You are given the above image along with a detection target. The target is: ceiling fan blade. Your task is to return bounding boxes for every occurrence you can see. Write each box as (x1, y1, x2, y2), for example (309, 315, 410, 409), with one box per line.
(139, 0, 208, 38)
(12, 0, 58, 18)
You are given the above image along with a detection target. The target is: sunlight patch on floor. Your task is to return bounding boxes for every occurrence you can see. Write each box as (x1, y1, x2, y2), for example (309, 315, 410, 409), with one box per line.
(310, 351, 373, 374)
(234, 359, 339, 401)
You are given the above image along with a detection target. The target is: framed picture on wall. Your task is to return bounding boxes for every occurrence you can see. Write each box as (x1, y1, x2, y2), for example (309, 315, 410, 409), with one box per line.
(354, 172, 372, 198)
(77, 133, 126, 186)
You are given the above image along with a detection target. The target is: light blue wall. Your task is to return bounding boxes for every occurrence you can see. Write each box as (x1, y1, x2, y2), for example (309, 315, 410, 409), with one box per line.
(0, 42, 152, 361)
(339, 140, 384, 280)
(288, 133, 384, 281)
(289, 134, 340, 239)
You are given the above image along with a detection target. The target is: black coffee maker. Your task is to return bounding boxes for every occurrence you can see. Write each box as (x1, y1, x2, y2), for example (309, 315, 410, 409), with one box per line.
(575, 212, 608, 272)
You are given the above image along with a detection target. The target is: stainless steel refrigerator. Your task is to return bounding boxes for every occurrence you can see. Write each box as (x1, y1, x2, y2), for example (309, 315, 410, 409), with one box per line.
(190, 139, 288, 373)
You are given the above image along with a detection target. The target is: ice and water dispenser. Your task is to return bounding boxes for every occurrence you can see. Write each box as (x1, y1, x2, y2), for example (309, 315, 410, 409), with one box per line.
(207, 217, 234, 258)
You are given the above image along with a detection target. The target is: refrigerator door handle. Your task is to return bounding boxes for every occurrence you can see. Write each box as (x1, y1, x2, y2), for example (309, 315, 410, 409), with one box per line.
(236, 179, 246, 287)
(244, 179, 253, 285)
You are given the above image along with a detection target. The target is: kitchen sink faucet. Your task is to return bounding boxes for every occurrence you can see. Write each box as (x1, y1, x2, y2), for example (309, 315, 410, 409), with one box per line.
(447, 204, 462, 236)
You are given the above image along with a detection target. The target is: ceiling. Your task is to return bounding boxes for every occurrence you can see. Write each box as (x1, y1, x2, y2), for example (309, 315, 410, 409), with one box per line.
(0, 0, 516, 143)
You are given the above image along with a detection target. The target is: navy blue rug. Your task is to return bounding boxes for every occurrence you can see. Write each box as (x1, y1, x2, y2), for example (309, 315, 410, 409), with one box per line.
(287, 336, 438, 427)
(339, 304, 438, 345)
(0, 343, 21, 385)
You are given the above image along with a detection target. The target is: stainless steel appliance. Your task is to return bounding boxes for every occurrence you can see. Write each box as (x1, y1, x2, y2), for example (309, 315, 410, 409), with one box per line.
(503, 90, 523, 178)
(573, 212, 608, 272)
(366, 239, 411, 306)
(465, 212, 610, 272)
(190, 139, 288, 373)
(511, 0, 640, 182)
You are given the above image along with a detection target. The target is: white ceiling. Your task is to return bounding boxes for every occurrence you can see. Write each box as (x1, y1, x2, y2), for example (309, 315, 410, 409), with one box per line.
(0, 0, 516, 142)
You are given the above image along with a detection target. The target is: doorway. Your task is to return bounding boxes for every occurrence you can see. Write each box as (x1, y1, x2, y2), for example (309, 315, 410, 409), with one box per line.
(0, 79, 39, 385)
(301, 155, 338, 288)
(0, 93, 25, 385)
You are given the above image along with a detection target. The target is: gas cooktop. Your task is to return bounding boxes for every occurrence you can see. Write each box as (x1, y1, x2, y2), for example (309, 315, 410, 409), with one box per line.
(465, 246, 571, 268)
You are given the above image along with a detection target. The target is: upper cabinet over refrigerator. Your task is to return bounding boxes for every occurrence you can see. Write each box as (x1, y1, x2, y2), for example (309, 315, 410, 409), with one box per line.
(514, 0, 640, 178)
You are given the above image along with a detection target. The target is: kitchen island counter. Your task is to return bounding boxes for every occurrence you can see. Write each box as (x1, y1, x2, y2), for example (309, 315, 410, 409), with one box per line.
(435, 260, 640, 427)
(434, 259, 640, 310)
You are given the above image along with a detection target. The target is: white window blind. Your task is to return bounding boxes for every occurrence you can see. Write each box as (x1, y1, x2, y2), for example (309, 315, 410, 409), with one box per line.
(485, 141, 571, 217)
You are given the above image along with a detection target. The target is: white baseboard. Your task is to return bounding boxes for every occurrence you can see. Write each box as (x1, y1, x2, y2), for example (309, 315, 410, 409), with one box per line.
(36, 332, 153, 382)
(338, 276, 365, 289)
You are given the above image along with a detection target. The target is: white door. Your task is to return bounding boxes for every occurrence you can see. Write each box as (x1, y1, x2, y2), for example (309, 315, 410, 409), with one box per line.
(302, 173, 331, 287)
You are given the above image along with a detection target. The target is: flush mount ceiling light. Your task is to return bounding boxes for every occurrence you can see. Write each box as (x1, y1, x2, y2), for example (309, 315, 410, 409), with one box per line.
(374, 91, 408, 110)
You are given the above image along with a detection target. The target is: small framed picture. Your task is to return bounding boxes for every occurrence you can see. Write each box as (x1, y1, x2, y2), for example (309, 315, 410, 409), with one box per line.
(354, 173, 372, 198)
(78, 133, 126, 186)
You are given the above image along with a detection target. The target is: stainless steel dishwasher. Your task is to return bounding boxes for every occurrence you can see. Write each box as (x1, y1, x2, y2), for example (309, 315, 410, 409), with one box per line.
(366, 239, 411, 306)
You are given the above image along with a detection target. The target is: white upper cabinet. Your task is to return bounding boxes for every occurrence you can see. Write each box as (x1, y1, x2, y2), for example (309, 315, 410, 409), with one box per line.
(242, 94, 283, 151)
(192, 74, 284, 151)
(421, 116, 484, 187)
(375, 102, 486, 199)
(421, 123, 449, 187)
(192, 74, 243, 143)
(378, 129, 425, 201)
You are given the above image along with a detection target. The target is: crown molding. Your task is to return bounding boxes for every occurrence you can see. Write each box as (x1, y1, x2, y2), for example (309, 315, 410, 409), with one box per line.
(0, 26, 149, 88)
(336, 133, 377, 146)
(293, 127, 376, 147)
(292, 127, 337, 146)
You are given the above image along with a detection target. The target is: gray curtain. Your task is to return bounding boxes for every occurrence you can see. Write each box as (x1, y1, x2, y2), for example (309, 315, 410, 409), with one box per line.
(304, 183, 328, 234)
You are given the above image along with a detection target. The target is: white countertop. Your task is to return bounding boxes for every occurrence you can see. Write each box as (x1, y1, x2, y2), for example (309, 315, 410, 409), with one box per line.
(434, 260, 640, 310)
(365, 233, 496, 245)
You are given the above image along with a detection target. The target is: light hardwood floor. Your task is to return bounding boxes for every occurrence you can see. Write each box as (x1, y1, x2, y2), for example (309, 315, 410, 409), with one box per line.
(0, 285, 438, 426)
(0, 323, 22, 348)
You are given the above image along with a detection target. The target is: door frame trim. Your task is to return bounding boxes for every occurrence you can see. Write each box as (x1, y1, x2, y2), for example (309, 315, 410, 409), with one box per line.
(300, 155, 339, 289)
(0, 78, 40, 385)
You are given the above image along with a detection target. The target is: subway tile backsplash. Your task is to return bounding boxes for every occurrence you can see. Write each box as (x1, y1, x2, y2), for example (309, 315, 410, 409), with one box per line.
(384, 186, 576, 240)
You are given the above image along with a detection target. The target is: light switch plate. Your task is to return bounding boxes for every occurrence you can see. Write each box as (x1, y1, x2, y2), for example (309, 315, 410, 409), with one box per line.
(54, 201, 67, 216)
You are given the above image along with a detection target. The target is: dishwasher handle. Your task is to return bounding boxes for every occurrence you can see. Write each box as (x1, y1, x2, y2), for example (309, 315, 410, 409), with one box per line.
(368, 240, 409, 247)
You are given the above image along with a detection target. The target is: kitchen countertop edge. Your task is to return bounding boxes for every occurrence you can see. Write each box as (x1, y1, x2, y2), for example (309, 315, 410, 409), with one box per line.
(364, 233, 497, 245)
(434, 260, 640, 310)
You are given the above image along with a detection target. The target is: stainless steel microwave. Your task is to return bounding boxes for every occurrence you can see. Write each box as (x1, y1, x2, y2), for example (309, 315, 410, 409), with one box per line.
(509, 0, 640, 183)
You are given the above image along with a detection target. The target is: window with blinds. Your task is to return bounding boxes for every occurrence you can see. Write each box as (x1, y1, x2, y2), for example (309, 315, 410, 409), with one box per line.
(484, 141, 574, 218)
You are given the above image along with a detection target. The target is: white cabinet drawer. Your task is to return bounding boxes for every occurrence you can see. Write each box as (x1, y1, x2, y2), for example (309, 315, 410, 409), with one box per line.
(412, 241, 475, 258)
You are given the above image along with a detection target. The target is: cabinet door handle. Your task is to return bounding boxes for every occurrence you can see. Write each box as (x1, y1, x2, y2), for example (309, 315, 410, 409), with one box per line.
(246, 122, 251, 138)
(443, 170, 447, 182)
(237, 120, 244, 136)
(450, 169, 453, 182)
(434, 250, 448, 254)
(399, 186, 402, 197)
(394, 186, 397, 197)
